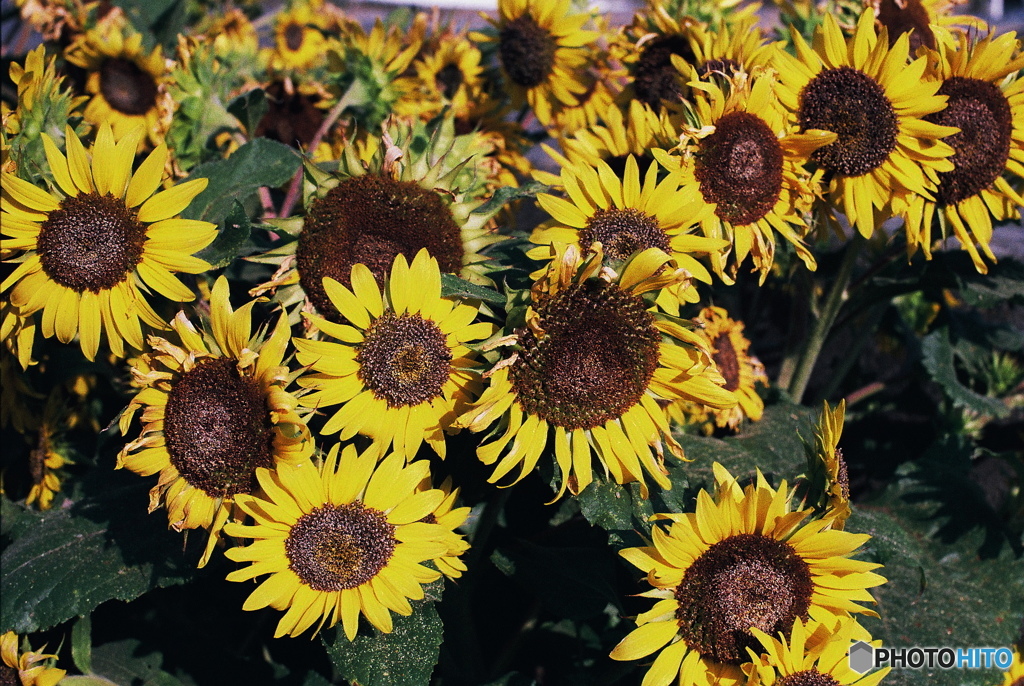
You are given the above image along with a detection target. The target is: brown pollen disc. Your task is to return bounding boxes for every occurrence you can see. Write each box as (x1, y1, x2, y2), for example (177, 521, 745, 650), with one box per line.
(579, 207, 670, 262)
(777, 670, 841, 686)
(877, 0, 935, 52)
(163, 358, 275, 498)
(37, 192, 146, 293)
(254, 81, 324, 150)
(0, 663, 17, 686)
(695, 111, 784, 226)
(834, 448, 851, 500)
(510, 280, 660, 430)
(633, 33, 695, 107)
(286, 503, 397, 591)
(100, 57, 158, 116)
(499, 14, 557, 88)
(800, 67, 898, 177)
(357, 312, 453, 407)
(284, 22, 305, 52)
(674, 533, 814, 664)
(436, 63, 464, 100)
(925, 77, 1012, 206)
(711, 333, 741, 392)
(296, 174, 463, 321)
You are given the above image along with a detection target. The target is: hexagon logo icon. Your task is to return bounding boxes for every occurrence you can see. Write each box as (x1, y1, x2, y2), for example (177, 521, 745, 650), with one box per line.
(849, 641, 875, 674)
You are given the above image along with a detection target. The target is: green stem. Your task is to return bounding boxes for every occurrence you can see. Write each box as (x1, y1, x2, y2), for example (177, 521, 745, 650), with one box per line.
(787, 232, 866, 403)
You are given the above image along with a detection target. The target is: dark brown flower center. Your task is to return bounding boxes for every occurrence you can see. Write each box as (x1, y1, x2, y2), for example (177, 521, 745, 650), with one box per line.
(285, 503, 396, 591)
(711, 333, 741, 392)
(925, 76, 1012, 206)
(633, 33, 694, 107)
(1009, 677, 1024, 686)
(674, 533, 813, 664)
(357, 312, 452, 407)
(800, 66, 898, 177)
(695, 111, 784, 225)
(777, 670, 841, 686)
(510, 280, 660, 430)
(834, 448, 851, 500)
(436, 63, 464, 100)
(0, 663, 18, 686)
(38, 192, 146, 293)
(254, 81, 324, 149)
(284, 22, 305, 52)
(296, 174, 463, 321)
(499, 14, 556, 88)
(877, 0, 935, 52)
(579, 208, 670, 263)
(99, 57, 158, 116)
(163, 358, 275, 498)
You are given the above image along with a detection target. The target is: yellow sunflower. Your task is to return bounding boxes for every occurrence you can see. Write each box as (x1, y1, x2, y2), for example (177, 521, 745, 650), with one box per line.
(456, 244, 737, 500)
(661, 69, 836, 283)
(117, 276, 313, 567)
(802, 400, 852, 528)
(421, 475, 471, 579)
(250, 117, 506, 315)
(477, 0, 599, 127)
(750, 616, 890, 686)
(773, 11, 957, 239)
(1, 124, 216, 361)
(270, 1, 329, 71)
(672, 16, 778, 91)
(24, 390, 76, 511)
(224, 445, 459, 639)
(64, 23, 172, 148)
(692, 305, 767, 430)
(0, 631, 65, 686)
(529, 154, 729, 310)
(998, 646, 1024, 686)
(609, 463, 885, 686)
(402, 32, 486, 122)
(902, 30, 1024, 274)
(294, 250, 493, 460)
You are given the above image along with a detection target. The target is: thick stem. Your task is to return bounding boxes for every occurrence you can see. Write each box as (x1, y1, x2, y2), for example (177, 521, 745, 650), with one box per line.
(787, 231, 866, 403)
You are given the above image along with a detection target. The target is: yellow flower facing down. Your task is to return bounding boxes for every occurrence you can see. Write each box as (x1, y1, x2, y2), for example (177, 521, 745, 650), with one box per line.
(0, 631, 65, 686)
(225, 445, 460, 640)
(530, 155, 730, 310)
(803, 400, 852, 528)
(478, 0, 599, 127)
(422, 476, 471, 580)
(774, 11, 958, 239)
(609, 463, 885, 686)
(457, 244, 737, 500)
(117, 277, 313, 567)
(294, 250, 493, 460)
(1, 124, 216, 361)
(750, 616, 891, 686)
(903, 30, 1024, 274)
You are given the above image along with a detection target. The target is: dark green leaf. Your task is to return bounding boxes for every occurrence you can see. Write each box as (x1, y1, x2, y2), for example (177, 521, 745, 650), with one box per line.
(0, 474, 199, 634)
(471, 180, 552, 218)
(181, 138, 300, 226)
(577, 478, 636, 532)
(440, 273, 506, 304)
(72, 614, 93, 675)
(112, 0, 185, 51)
(90, 639, 184, 686)
(954, 256, 1024, 309)
(226, 89, 268, 138)
(195, 200, 252, 269)
(322, 583, 444, 686)
(921, 327, 1009, 418)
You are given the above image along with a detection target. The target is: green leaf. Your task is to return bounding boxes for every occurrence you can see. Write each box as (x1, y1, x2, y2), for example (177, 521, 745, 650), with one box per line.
(0, 473, 199, 634)
(72, 614, 93, 674)
(954, 256, 1024, 309)
(226, 89, 268, 138)
(921, 327, 1009, 418)
(322, 581, 444, 686)
(90, 639, 184, 686)
(112, 0, 185, 51)
(470, 180, 552, 218)
(195, 200, 252, 269)
(440, 273, 506, 304)
(181, 138, 300, 226)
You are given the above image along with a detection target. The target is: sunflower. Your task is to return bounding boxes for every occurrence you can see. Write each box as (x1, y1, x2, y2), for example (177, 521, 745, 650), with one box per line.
(117, 276, 313, 567)
(421, 476, 471, 579)
(0, 631, 65, 686)
(267, 0, 331, 72)
(207, 8, 260, 61)
(691, 305, 767, 430)
(802, 400, 852, 528)
(476, 0, 599, 127)
(998, 646, 1024, 686)
(250, 117, 506, 316)
(661, 69, 836, 283)
(401, 31, 486, 122)
(1, 124, 216, 361)
(25, 390, 76, 511)
(529, 154, 729, 310)
(456, 244, 737, 500)
(293, 250, 493, 460)
(671, 15, 777, 92)
(609, 463, 885, 686)
(869, 0, 984, 53)
(773, 11, 957, 239)
(64, 23, 172, 148)
(750, 616, 890, 686)
(224, 445, 459, 639)
(613, 3, 699, 110)
(902, 30, 1024, 274)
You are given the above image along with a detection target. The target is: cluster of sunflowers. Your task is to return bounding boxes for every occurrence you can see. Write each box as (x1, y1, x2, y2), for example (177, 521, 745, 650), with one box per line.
(2, 0, 1023, 684)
